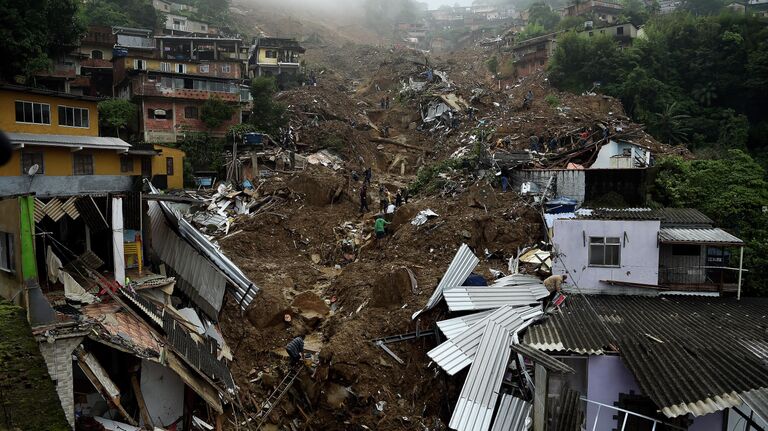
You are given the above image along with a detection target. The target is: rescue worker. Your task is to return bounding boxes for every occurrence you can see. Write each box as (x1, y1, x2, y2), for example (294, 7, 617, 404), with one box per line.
(285, 335, 305, 366)
(360, 184, 369, 214)
(374, 214, 391, 247)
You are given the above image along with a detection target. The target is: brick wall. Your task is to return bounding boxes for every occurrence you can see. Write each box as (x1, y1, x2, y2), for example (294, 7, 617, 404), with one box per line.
(39, 336, 84, 429)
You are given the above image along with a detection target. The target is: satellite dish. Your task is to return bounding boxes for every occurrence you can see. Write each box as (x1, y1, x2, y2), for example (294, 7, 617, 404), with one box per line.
(27, 164, 39, 176)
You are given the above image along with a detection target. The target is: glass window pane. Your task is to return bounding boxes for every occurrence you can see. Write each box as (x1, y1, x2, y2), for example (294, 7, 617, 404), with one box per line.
(34, 103, 43, 123)
(42, 105, 50, 124)
(15, 102, 24, 122)
(82, 110, 89, 128)
(74, 109, 82, 127)
(606, 237, 621, 244)
(606, 245, 621, 266)
(24, 102, 32, 122)
(589, 245, 604, 265)
(589, 237, 604, 245)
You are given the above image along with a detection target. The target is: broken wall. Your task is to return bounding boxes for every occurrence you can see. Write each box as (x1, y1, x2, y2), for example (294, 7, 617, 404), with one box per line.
(512, 169, 586, 204)
(0, 198, 23, 306)
(39, 335, 85, 428)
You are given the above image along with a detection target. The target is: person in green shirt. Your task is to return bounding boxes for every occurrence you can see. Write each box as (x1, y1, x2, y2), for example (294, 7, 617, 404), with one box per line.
(374, 214, 390, 246)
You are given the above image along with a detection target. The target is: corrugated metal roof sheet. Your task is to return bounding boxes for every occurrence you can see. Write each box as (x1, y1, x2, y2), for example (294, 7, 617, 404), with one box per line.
(444, 278, 548, 312)
(449, 320, 513, 431)
(437, 310, 494, 340)
(740, 388, 768, 423)
(148, 183, 258, 311)
(510, 344, 575, 374)
(522, 295, 768, 418)
(412, 243, 479, 320)
(578, 208, 713, 227)
(8, 132, 131, 151)
(429, 306, 537, 375)
(491, 394, 531, 431)
(658, 227, 744, 245)
(148, 200, 226, 319)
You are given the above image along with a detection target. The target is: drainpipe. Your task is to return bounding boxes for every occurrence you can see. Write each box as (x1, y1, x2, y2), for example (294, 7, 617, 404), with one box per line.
(20, 196, 56, 326)
(737, 246, 744, 300)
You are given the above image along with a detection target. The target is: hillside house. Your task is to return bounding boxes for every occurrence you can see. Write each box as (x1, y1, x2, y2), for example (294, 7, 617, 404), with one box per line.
(582, 22, 639, 48)
(562, 0, 624, 23)
(248, 37, 306, 80)
(551, 207, 745, 296)
(509, 32, 559, 78)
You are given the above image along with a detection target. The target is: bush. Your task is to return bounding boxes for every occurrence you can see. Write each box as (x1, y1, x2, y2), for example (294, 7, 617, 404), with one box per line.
(545, 95, 560, 107)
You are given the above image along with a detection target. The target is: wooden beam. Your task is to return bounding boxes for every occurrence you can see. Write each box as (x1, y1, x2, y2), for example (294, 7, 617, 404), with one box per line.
(142, 194, 205, 204)
(369, 137, 426, 151)
(131, 372, 154, 428)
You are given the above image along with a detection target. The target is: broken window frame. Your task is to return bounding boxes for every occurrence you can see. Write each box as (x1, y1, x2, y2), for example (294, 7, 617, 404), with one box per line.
(589, 236, 621, 267)
(0, 231, 15, 273)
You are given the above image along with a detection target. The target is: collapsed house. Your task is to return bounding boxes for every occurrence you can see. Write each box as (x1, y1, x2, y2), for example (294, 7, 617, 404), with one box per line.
(0, 190, 258, 430)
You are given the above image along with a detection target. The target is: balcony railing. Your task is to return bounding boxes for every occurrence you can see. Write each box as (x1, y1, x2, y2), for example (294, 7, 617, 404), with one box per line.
(658, 266, 739, 292)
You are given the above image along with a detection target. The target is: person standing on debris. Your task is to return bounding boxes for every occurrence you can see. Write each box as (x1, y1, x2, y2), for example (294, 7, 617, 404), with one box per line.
(523, 90, 533, 109)
(385, 96, 390, 109)
(501, 175, 509, 192)
(360, 184, 369, 214)
(549, 136, 559, 151)
(380, 97, 386, 109)
(468, 107, 476, 121)
(543, 274, 567, 308)
(529, 135, 540, 153)
(378, 185, 388, 212)
(286, 335, 305, 366)
(374, 214, 391, 247)
(578, 129, 590, 147)
(364, 167, 372, 185)
(402, 187, 410, 204)
(395, 189, 403, 207)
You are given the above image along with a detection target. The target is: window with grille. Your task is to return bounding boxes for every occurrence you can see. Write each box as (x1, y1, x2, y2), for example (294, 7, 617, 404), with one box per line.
(166, 157, 174, 175)
(222, 64, 231, 73)
(199, 64, 210, 73)
(21, 152, 44, 175)
(589, 237, 621, 266)
(15, 101, 51, 124)
(184, 106, 198, 119)
(176, 64, 186, 73)
(73, 154, 94, 175)
(160, 62, 171, 72)
(58, 106, 90, 128)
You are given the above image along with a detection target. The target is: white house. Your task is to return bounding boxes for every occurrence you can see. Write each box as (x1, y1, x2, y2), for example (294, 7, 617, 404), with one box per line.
(552, 208, 745, 295)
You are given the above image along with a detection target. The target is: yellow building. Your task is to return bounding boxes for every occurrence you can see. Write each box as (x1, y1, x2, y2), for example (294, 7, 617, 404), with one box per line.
(0, 85, 185, 194)
(248, 37, 305, 78)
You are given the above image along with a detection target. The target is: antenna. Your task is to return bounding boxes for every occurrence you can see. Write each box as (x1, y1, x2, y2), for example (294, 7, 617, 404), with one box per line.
(27, 164, 39, 176)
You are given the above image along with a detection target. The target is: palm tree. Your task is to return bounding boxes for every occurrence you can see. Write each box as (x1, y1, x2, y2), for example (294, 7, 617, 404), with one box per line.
(652, 102, 691, 145)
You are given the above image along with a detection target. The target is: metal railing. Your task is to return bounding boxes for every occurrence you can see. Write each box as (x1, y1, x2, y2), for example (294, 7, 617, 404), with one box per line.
(581, 397, 687, 431)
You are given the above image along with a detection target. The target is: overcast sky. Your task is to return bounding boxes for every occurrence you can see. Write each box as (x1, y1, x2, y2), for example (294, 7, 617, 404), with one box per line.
(424, 0, 474, 8)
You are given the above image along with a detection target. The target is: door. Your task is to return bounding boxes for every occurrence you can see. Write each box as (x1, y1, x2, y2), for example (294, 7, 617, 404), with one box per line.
(141, 157, 152, 178)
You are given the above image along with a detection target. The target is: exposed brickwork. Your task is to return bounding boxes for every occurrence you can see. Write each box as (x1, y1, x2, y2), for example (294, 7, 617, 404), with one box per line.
(39, 336, 84, 428)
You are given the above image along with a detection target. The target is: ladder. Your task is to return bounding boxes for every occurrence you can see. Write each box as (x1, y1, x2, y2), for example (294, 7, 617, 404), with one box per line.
(256, 364, 303, 429)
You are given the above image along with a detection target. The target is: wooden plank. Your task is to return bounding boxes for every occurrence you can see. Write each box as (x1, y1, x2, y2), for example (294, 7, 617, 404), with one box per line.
(131, 372, 154, 428)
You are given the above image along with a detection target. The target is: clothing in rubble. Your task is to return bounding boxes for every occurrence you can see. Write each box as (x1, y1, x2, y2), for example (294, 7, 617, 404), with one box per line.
(286, 336, 304, 365)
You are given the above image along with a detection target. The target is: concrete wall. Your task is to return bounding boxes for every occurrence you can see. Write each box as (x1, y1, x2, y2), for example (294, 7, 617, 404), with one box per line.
(586, 355, 641, 430)
(39, 336, 84, 428)
(153, 145, 185, 190)
(591, 140, 646, 169)
(0, 175, 134, 197)
(0, 198, 23, 306)
(141, 99, 239, 143)
(552, 218, 660, 293)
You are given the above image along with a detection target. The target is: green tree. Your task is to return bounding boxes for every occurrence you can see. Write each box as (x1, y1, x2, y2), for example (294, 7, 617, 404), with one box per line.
(78, 0, 162, 28)
(649, 102, 691, 145)
(486, 56, 499, 75)
(200, 97, 235, 130)
(0, 0, 84, 80)
(527, 2, 561, 31)
(178, 132, 225, 174)
(653, 151, 768, 295)
(249, 76, 287, 136)
(681, 0, 725, 15)
(98, 99, 137, 138)
(620, 0, 650, 25)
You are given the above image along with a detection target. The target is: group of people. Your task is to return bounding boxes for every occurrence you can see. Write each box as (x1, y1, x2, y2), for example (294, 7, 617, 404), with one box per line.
(380, 96, 391, 110)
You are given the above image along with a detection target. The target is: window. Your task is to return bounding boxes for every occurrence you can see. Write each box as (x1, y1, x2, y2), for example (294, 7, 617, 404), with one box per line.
(184, 106, 199, 119)
(199, 64, 210, 73)
(616, 26, 624, 35)
(201, 24, 207, 31)
(588, 31, 594, 36)
(15, 101, 51, 124)
(21, 152, 44, 175)
(176, 64, 186, 74)
(160, 62, 171, 72)
(589, 237, 621, 266)
(148, 109, 171, 120)
(265, 50, 277, 58)
(120, 155, 134, 172)
(134, 59, 146, 70)
(166, 157, 174, 175)
(58, 106, 90, 128)
(91, 50, 103, 60)
(222, 64, 231, 73)
(73, 154, 94, 175)
(0, 232, 15, 273)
